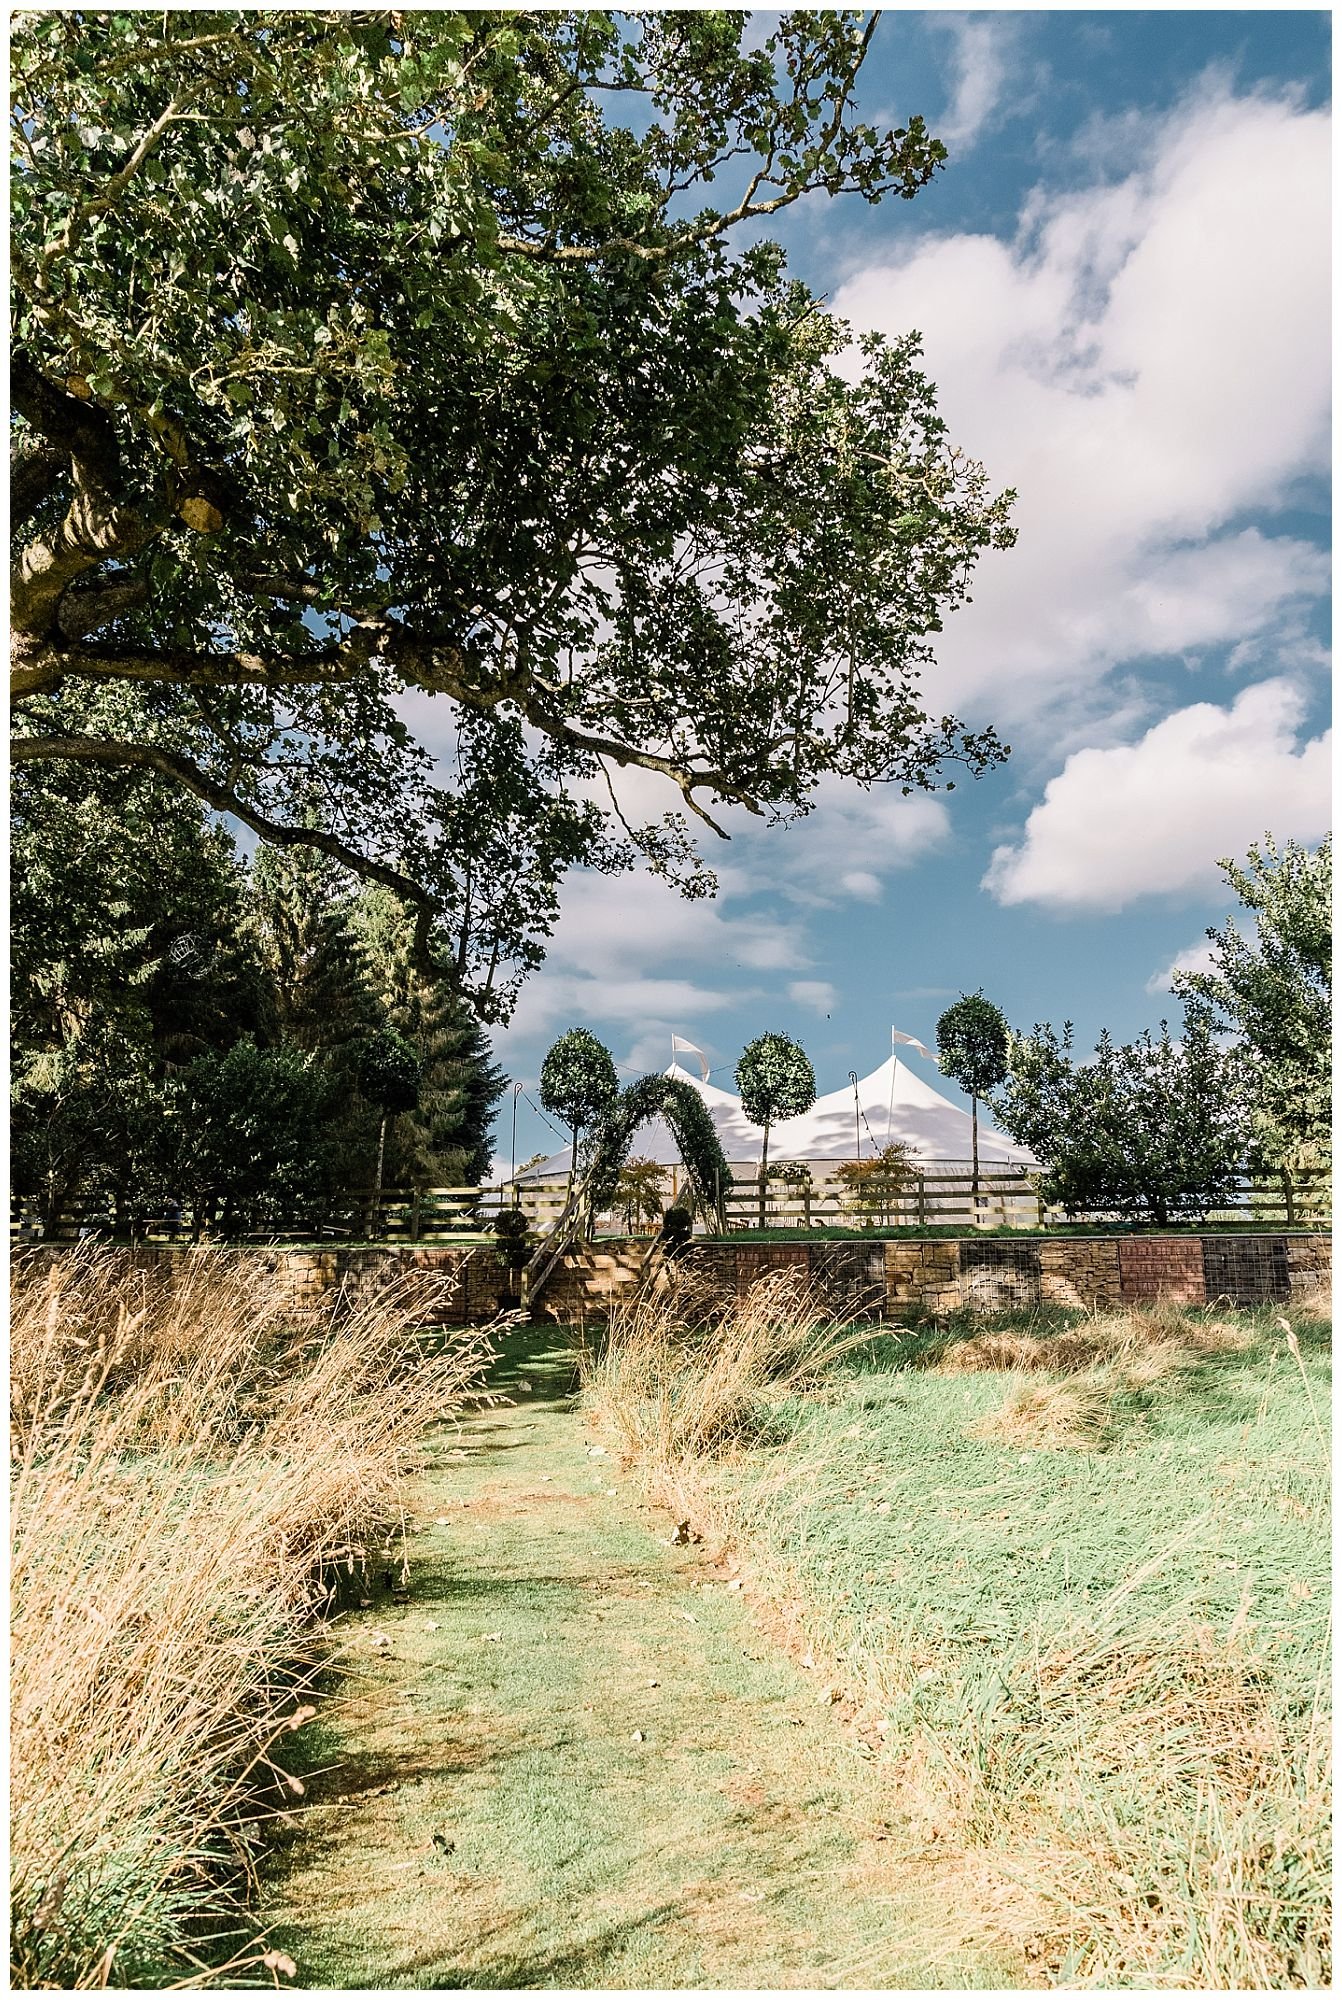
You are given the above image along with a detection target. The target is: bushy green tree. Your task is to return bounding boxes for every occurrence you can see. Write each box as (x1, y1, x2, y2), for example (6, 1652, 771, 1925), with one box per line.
(540, 1029, 619, 1188)
(936, 992, 1010, 1198)
(165, 1039, 337, 1235)
(12, 10, 1013, 1016)
(1172, 835, 1331, 1185)
(611, 1157, 669, 1234)
(992, 1019, 1249, 1226)
(11, 757, 270, 1226)
(736, 1032, 816, 1224)
(247, 841, 372, 1054)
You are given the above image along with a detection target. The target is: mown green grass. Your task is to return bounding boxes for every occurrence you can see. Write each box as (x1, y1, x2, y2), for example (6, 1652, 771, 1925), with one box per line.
(607, 1298, 1331, 1987)
(262, 1319, 1012, 1990)
(748, 1308, 1328, 1665)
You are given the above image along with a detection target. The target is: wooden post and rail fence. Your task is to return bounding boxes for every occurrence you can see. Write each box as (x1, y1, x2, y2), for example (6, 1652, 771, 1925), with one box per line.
(11, 1164, 1329, 1248)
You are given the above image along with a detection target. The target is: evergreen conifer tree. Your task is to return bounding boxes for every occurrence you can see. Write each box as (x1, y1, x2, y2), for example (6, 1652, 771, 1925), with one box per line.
(350, 888, 506, 1185)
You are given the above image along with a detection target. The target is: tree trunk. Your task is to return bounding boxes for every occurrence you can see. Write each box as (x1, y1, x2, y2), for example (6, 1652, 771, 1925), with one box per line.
(757, 1119, 771, 1229)
(971, 1094, 981, 1216)
(368, 1114, 388, 1239)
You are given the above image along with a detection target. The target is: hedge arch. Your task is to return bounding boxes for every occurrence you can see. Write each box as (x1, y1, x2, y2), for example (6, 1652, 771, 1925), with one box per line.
(582, 1075, 732, 1232)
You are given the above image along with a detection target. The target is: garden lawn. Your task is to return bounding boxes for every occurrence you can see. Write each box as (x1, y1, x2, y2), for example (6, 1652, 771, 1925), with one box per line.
(621, 1301, 1330, 1988)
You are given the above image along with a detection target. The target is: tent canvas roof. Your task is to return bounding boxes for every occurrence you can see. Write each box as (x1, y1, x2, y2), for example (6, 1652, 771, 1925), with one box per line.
(517, 1054, 1035, 1179)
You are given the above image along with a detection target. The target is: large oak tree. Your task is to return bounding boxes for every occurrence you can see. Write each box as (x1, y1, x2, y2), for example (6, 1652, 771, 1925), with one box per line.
(12, 9, 1015, 1017)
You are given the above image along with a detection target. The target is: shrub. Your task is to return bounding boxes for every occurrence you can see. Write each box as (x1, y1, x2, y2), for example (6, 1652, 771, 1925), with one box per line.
(832, 1143, 916, 1225)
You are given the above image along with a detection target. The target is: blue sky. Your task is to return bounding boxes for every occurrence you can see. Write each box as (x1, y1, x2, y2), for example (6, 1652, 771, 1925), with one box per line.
(492, 10, 1331, 1174)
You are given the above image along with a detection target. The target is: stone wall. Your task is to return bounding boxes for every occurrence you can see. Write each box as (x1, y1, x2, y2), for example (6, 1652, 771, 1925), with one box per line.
(24, 1231, 1329, 1328)
(532, 1230, 1331, 1321)
(18, 1242, 512, 1325)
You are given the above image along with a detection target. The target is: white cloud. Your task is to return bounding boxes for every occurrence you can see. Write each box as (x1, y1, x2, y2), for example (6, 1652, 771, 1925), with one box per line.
(831, 81, 1331, 736)
(742, 783, 950, 906)
(930, 15, 1020, 151)
(1146, 941, 1216, 995)
(984, 679, 1330, 912)
(789, 980, 838, 1014)
(500, 969, 743, 1049)
(536, 866, 805, 980)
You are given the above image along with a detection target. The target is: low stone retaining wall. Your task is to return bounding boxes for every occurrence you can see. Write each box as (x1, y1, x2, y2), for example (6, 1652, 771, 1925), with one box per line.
(20, 1232, 1330, 1328)
(17, 1242, 514, 1325)
(537, 1231, 1331, 1322)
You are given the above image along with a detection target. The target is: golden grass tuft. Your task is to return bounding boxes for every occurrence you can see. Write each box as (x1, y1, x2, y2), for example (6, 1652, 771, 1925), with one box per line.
(10, 1246, 494, 1989)
(582, 1266, 872, 1467)
(960, 1302, 1255, 1450)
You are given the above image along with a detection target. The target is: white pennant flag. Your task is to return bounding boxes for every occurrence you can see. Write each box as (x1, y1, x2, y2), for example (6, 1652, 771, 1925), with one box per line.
(892, 1026, 936, 1063)
(671, 1033, 710, 1082)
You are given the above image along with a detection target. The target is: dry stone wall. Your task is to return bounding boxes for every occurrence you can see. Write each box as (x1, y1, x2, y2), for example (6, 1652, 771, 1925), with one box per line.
(534, 1231, 1331, 1321)
(19, 1242, 512, 1325)
(25, 1231, 1329, 1328)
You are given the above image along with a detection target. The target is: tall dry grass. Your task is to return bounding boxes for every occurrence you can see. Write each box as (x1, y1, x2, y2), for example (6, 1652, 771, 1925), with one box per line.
(10, 1246, 494, 1989)
(581, 1265, 873, 1466)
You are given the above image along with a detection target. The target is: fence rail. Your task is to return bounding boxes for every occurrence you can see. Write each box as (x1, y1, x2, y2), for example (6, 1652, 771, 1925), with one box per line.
(11, 1166, 1329, 1246)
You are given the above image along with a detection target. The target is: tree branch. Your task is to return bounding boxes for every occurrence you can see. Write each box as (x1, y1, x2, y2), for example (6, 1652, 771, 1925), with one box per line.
(12, 482, 161, 648)
(10, 443, 68, 527)
(11, 353, 123, 490)
(12, 732, 438, 966)
(9, 639, 361, 702)
(55, 577, 152, 641)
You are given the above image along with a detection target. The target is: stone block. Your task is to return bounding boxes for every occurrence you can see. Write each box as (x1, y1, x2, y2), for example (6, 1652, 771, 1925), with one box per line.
(1040, 1239, 1120, 1311)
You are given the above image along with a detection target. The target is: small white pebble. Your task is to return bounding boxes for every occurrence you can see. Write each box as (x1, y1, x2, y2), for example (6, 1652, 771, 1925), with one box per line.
(631, 1729, 645, 1743)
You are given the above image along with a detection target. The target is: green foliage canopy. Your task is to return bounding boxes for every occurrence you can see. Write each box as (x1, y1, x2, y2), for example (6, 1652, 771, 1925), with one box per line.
(12, 758, 506, 1229)
(1172, 835, 1331, 1176)
(735, 1032, 817, 1131)
(935, 992, 1010, 1102)
(936, 989, 1010, 1192)
(736, 1030, 815, 1215)
(11, 9, 1014, 1019)
(539, 1027, 619, 1158)
(992, 1019, 1249, 1226)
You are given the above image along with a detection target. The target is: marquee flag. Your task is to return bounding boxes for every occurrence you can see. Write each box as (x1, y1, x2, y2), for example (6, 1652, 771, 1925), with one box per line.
(892, 1026, 936, 1062)
(671, 1033, 710, 1081)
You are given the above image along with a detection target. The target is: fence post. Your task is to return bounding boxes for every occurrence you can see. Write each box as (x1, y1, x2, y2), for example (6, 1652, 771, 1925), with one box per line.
(1283, 1168, 1295, 1228)
(410, 1188, 422, 1243)
(917, 1173, 926, 1228)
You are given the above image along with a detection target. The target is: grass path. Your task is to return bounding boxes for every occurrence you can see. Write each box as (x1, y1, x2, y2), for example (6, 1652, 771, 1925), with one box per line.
(262, 1325, 1014, 1990)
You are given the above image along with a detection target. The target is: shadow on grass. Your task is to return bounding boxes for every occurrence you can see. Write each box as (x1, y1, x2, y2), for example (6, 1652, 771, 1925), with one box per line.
(402, 1899, 690, 1989)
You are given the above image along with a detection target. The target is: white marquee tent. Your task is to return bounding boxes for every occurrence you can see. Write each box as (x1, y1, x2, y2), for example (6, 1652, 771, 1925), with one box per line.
(518, 1051, 1035, 1180)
